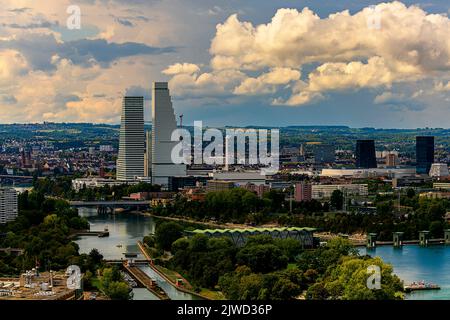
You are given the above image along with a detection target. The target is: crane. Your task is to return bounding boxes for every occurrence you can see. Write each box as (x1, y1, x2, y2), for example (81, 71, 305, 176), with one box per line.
(179, 114, 184, 128)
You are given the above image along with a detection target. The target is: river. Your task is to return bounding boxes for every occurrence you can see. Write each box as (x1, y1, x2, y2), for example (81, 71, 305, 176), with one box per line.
(76, 209, 450, 300)
(360, 245, 450, 300)
(75, 208, 201, 300)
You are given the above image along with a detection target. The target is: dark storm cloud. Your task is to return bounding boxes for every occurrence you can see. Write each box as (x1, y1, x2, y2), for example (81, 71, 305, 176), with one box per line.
(0, 34, 176, 71)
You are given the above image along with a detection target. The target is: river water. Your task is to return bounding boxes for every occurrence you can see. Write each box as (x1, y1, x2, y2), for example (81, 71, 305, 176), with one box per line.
(360, 245, 450, 300)
(76, 209, 450, 300)
(75, 209, 200, 300)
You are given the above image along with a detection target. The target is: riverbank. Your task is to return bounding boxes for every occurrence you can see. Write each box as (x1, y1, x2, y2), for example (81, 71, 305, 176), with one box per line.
(137, 241, 212, 300)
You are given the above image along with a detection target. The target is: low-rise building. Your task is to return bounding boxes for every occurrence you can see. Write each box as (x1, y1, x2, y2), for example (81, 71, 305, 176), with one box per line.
(71, 178, 126, 191)
(311, 184, 368, 199)
(206, 180, 235, 193)
(321, 167, 416, 178)
(242, 183, 271, 198)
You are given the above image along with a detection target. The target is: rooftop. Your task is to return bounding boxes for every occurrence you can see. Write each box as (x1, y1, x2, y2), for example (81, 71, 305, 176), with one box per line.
(191, 226, 316, 234)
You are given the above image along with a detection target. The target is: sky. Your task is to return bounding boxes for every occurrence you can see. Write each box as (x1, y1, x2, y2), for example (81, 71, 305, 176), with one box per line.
(0, 0, 449, 128)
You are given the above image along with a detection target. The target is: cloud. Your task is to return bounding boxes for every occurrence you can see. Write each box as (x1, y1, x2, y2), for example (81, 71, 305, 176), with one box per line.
(0, 34, 176, 71)
(115, 18, 134, 27)
(0, 94, 17, 105)
(162, 63, 200, 75)
(8, 7, 32, 14)
(165, 1, 450, 106)
(234, 67, 300, 95)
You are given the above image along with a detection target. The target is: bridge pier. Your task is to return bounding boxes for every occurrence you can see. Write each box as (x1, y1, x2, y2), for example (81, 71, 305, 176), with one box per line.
(445, 230, 450, 245)
(393, 232, 404, 248)
(419, 231, 430, 246)
(367, 233, 377, 249)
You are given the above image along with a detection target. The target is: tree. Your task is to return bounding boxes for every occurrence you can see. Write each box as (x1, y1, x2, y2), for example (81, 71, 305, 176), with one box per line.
(406, 188, 416, 198)
(236, 243, 288, 273)
(155, 222, 184, 251)
(105, 281, 133, 300)
(323, 256, 403, 300)
(89, 248, 103, 265)
(330, 190, 343, 210)
(430, 220, 444, 238)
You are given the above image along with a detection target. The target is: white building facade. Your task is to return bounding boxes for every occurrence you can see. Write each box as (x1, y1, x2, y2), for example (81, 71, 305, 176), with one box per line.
(151, 82, 186, 187)
(116, 96, 145, 181)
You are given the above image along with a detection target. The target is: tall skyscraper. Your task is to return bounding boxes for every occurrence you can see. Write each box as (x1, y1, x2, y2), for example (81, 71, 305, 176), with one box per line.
(355, 140, 377, 168)
(416, 136, 434, 174)
(0, 188, 18, 224)
(144, 130, 152, 177)
(151, 82, 186, 187)
(116, 96, 145, 181)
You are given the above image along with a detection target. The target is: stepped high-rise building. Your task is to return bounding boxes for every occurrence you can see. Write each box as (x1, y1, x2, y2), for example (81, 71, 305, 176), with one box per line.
(0, 187, 18, 224)
(116, 96, 145, 181)
(144, 130, 152, 177)
(151, 82, 186, 187)
(355, 140, 377, 168)
(416, 136, 434, 174)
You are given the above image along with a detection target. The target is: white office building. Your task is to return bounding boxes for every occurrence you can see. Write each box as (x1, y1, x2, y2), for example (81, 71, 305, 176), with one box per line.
(151, 82, 186, 187)
(116, 96, 145, 181)
(0, 188, 18, 224)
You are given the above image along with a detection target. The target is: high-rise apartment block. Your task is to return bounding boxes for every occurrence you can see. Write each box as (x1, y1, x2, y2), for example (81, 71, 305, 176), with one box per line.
(116, 96, 145, 181)
(416, 136, 434, 174)
(0, 188, 18, 224)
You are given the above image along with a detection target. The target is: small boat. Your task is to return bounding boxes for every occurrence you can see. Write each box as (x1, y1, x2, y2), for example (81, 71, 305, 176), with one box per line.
(404, 280, 440, 292)
(116, 244, 123, 248)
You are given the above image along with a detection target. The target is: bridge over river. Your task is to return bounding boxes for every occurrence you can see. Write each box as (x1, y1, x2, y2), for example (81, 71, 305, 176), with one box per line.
(69, 200, 151, 213)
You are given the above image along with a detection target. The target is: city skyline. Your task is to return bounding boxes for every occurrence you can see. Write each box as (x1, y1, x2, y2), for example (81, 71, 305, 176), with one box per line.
(0, 0, 448, 128)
